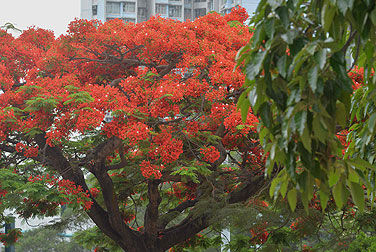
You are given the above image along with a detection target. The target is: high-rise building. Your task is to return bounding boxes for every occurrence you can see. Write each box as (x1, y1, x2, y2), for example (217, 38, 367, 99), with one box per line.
(221, 0, 258, 16)
(80, 0, 259, 23)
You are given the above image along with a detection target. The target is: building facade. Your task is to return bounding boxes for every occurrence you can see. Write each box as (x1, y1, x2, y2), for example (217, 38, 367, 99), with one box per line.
(81, 0, 259, 23)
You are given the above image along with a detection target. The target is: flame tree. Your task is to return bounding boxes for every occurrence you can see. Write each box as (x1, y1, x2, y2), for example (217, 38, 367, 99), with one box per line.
(0, 8, 270, 252)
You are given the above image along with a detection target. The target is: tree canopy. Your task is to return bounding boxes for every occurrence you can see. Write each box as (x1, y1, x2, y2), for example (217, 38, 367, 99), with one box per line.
(0, 8, 269, 252)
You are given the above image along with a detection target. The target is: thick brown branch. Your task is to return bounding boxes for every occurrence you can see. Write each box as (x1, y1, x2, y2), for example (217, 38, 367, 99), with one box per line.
(157, 199, 198, 230)
(144, 180, 162, 248)
(159, 214, 210, 251)
(228, 175, 266, 204)
(155, 53, 183, 78)
(159, 174, 266, 250)
(109, 143, 127, 170)
(0, 144, 16, 153)
(212, 123, 227, 169)
(88, 136, 122, 163)
(92, 160, 148, 251)
(33, 134, 134, 250)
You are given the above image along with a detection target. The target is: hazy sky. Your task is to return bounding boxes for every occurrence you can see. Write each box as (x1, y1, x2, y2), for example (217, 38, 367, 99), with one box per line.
(0, 0, 81, 36)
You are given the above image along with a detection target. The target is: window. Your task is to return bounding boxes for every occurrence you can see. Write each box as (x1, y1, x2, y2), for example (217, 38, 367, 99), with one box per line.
(92, 5, 98, 15)
(138, 7, 146, 17)
(123, 2, 136, 13)
(106, 2, 121, 14)
(185, 0, 192, 2)
(184, 8, 192, 19)
(194, 0, 206, 2)
(169, 5, 182, 17)
(123, 18, 136, 23)
(207, 0, 213, 10)
(155, 4, 167, 15)
(194, 8, 206, 18)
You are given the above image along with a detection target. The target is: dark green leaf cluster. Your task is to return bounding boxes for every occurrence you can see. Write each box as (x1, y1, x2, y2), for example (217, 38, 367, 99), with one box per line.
(238, 0, 376, 212)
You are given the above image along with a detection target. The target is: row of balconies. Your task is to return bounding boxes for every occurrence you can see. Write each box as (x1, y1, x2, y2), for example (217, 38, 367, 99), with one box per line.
(92, 0, 229, 23)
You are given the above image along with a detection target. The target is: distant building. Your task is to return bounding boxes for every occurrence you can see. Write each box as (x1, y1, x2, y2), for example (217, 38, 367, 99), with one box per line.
(222, 0, 259, 16)
(80, 0, 260, 23)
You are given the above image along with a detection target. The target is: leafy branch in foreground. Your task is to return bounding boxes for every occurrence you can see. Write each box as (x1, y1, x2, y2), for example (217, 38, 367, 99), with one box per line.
(238, 0, 376, 212)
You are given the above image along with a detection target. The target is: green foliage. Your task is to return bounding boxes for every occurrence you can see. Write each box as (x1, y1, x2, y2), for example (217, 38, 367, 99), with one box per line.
(25, 95, 60, 112)
(345, 232, 376, 252)
(74, 226, 123, 252)
(238, 0, 376, 211)
(15, 227, 88, 252)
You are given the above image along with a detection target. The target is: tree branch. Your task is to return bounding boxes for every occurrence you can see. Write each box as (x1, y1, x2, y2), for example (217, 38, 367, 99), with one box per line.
(157, 199, 198, 230)
(159, 174, 266, 250)
(33, 133, 137, 250)
(144, 180, 162, 248)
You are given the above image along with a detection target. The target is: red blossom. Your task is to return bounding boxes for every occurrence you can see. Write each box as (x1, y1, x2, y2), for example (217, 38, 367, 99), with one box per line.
(200, 146, 220, 163)
(140, 160, 163, 179)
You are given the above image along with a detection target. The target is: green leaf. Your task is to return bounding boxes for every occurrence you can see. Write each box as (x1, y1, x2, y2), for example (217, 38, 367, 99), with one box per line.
(287, 188, 297, 212)
(321, 1, 336, 32)
(270, 177, 280, 199)
(368, 113, 376, 133)
(337, 0, 354, 15)
(259, 102, 272, 128)
(314, 49, 327, 70)
(264, 18, 275, 39)
(313, 115, 327, 143)
(347, 158, 376, 170)
(319, 190, 330, 211)
(336, 102, 347, 128)
(329, 169, 340, 187)
(371, 8, 376, 25)
(348, 168, 359, 183)
(259, 127, 269, 145)
(280, 179, 289, 198)
(301, 126, 311, 152)
(246, 51, 267, 81)
(251, 24, 266, 48)
(333, 182, 344, 209)
(348, 182, 365, 212)
(240, 98, 251, 122)
(276, 6, 289, 28)
(281, 29, 298, 44)
(295, 110, 307, 136)
(277, 55, 287, 78)
(308, 65, 319, 92)
(333, 181, 349, 209)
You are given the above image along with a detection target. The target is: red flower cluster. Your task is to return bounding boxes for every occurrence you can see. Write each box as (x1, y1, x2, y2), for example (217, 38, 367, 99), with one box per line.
(15, 142, 39, 157)
(58, 179, 93, 210)
(250, 223, 269, 245)
(169, 182, 197, 201)
(224, 6, 250, 23)
(90, 187, 100, 198)
(200, 146, 220, 163)
(0, 229, 21, 246)
(140, 160, 163, 179)
(27, 175, 93, 211)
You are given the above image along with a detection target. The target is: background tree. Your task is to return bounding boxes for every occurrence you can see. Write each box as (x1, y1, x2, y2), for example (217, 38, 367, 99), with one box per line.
(15, 226, 88, 252)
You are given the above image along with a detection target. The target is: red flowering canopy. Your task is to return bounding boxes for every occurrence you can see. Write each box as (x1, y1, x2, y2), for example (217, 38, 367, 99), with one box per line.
(0, 8, 264, 251)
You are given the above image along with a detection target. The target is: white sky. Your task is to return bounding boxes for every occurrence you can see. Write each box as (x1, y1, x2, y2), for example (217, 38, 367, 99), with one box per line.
(0, 0, 81, 36)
